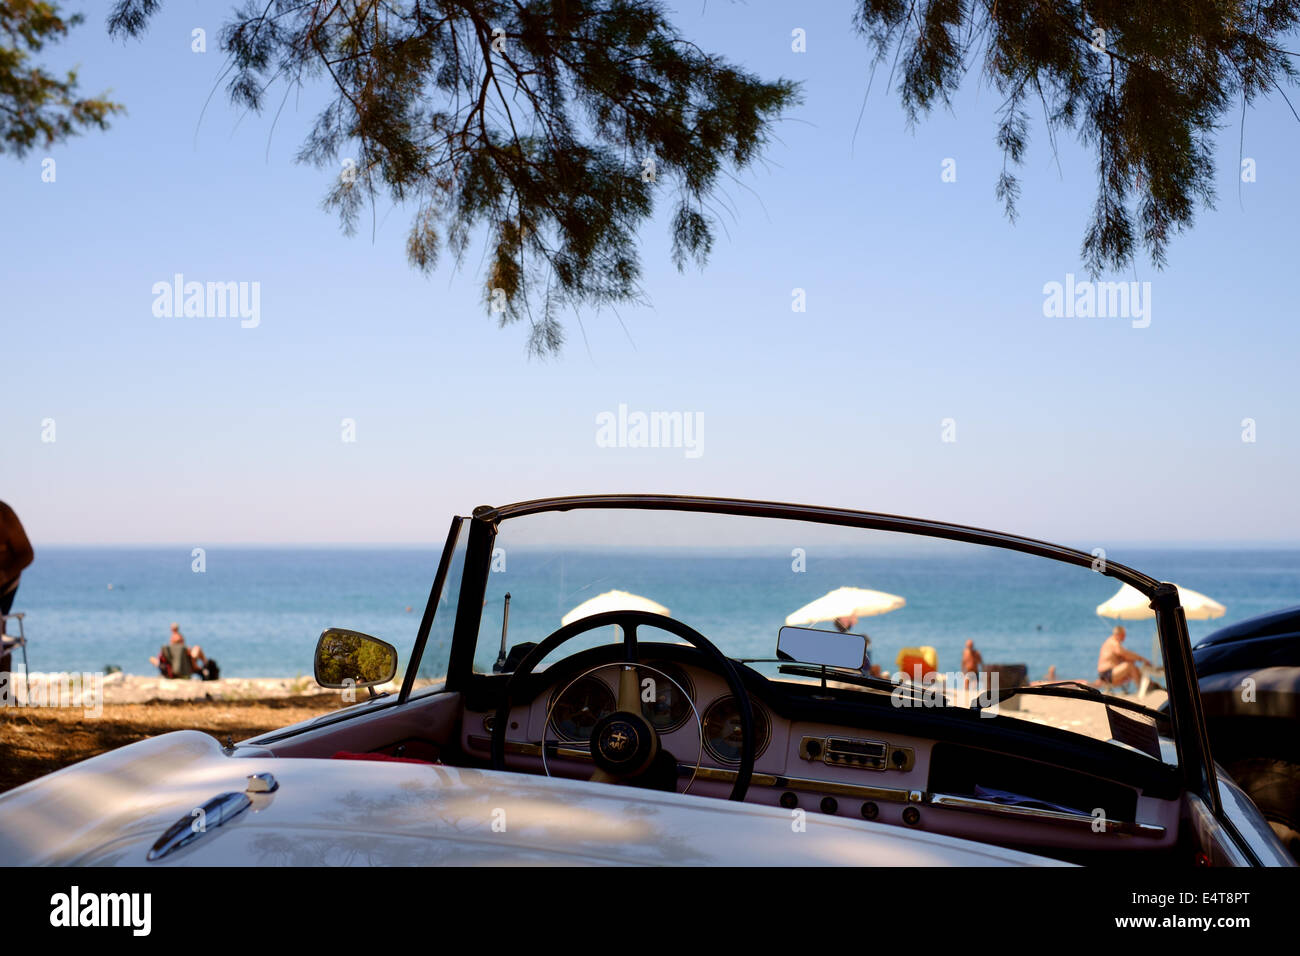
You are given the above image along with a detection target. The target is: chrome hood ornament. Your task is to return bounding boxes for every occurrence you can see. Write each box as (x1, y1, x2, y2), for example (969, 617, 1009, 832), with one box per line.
(147, 791, 252, 862)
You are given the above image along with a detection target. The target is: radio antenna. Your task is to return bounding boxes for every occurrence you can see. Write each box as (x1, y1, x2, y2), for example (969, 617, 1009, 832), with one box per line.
(493, 593, 512, 672)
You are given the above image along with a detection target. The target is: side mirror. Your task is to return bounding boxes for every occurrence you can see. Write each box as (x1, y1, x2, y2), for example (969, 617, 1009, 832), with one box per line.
(314, 628, 399, 690)
(776, 626, 868, 671)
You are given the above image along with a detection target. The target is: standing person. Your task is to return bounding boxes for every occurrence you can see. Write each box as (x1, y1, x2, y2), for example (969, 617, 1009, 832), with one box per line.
(960, 639, 983, 690)
(0, 501, 35, 675)
(1095, 625, 1150, 689)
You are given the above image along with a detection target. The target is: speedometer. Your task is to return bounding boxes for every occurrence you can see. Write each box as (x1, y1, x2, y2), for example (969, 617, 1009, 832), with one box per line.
(702, 696, 771, 763)
(548, 676, 615, 741)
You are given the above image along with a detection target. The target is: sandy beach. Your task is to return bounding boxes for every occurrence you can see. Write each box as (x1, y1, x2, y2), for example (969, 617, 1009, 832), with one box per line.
(0, 670, 440, 705)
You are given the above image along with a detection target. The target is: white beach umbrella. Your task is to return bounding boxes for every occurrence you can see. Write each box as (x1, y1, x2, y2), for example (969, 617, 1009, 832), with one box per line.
(561, 589, 670, 627)
(1096, 583, 1226, 621)
(785, 587, 906, 628)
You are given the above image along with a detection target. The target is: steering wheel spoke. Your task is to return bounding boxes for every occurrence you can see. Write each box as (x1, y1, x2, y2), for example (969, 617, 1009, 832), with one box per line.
(616, 663, 641, 712)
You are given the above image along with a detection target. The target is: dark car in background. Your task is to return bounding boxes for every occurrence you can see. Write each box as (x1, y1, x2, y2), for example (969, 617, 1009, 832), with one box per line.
(1193, 605, 1300, 859)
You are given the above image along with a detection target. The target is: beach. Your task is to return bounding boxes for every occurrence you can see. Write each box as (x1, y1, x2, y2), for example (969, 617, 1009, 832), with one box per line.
(2, 670, 421, 706)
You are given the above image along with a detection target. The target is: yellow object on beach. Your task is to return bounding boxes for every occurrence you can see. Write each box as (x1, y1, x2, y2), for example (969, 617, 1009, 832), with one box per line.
(896, 645, 938, 680)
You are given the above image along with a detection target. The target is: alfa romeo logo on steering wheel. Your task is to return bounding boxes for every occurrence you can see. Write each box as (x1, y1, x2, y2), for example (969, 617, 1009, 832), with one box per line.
(598, 720, 639, 761)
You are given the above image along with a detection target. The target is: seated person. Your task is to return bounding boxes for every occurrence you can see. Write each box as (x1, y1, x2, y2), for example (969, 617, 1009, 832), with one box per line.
(150, 622, 207, 679)
(1095, 625, 1150, 690)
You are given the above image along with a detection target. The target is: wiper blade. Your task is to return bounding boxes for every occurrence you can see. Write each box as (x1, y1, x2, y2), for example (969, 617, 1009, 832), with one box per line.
(970, 680, 1168, 722)
(775, 663, 924, 699)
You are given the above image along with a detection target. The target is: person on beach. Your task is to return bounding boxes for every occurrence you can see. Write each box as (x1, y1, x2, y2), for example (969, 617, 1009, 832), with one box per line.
(0, 501, 35, 675)
(960, 639, 983, 689)
(1095, 625, 1150, 689)
(151, 623, 210, 679)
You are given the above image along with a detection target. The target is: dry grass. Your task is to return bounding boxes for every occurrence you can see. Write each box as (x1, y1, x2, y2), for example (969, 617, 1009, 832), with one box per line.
(0, 694, 348, 794)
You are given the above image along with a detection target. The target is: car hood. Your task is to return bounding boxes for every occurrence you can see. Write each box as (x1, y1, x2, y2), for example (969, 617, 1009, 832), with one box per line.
(1194, 604, 1300, 647)
(0, 731, 1068, 866)
(1192, 604, 1300, 679)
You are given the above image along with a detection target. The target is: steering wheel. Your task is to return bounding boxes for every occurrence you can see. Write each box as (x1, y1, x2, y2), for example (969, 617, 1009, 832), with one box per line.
(490, 610, 755, 801)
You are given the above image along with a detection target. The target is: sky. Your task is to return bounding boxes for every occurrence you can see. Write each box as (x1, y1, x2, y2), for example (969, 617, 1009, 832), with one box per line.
(2, 1, 1298, 548)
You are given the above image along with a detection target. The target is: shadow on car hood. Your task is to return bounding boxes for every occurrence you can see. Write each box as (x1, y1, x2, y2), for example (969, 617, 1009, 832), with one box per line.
(0, 731, 1069, 867)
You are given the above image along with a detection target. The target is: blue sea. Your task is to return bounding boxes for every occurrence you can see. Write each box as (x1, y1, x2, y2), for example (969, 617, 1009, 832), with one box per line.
(8, 547, 1300, 681)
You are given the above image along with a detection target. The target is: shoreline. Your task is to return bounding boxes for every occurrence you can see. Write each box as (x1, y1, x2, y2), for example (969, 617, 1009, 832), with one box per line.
(1, 671, 438, 706)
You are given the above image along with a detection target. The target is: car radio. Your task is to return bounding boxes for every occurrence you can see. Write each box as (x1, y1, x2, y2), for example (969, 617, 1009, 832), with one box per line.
(799, 735, 915, 772)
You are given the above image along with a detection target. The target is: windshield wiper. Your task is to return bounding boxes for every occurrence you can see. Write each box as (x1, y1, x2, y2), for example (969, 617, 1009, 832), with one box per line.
(772, 663, 929, 701)
(970, 680, 1169, 723)
(738, 658, 931, 702)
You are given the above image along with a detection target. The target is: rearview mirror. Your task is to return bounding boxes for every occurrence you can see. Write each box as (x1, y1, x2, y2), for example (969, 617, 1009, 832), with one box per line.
(776, 626, 868, 671)
(314, 628, 399, 689)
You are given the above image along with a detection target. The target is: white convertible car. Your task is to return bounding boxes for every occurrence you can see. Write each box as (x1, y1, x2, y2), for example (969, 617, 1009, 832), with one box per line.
(0, 495, 1292, 866)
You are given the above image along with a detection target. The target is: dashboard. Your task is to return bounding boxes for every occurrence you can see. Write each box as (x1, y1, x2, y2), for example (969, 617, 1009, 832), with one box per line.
(457, 643, 1183, 860)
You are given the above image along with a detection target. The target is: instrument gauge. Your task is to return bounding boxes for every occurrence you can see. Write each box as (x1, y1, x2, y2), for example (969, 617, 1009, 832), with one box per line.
(548, 676, 616, 741)
(637, 661, 695, 733)
(702, 695, 771, 763)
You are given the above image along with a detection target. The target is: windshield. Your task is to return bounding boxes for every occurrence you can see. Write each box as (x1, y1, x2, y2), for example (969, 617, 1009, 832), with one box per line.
(473, 507, 1175, 763)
